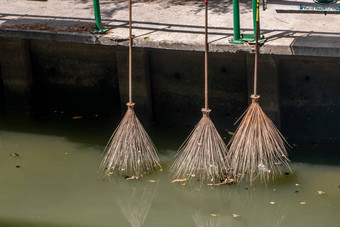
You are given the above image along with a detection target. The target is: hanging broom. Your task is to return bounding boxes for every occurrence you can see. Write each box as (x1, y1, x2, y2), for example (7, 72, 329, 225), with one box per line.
(170, 0, 228, 183)
(100, 0, 161, 177)
(227, 0, 291, 185)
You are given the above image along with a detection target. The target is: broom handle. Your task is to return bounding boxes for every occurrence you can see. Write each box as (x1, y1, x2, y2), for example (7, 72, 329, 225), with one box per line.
(204, 0, 208, 110)
(254, 0, 260, 96)
(129, 0, 132, 103)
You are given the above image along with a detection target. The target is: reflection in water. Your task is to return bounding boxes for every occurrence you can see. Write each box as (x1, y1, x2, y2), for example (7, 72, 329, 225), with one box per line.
(173, 182, 226, 227)
(117, 180, 159, 227)
(193, 211, 221, 227)
(223, 188, 288, 227)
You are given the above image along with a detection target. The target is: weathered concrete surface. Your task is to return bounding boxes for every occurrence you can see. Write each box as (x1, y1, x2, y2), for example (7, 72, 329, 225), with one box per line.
(0, 0, 339, 57)
(28, 39, 121, 117)
(0, 36, 339, 140)
(0, 37, 32, 114)
(0, 0, 339, 140)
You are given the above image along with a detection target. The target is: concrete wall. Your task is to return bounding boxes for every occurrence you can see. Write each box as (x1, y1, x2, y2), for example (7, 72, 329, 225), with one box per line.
(0, 37, 339, 140)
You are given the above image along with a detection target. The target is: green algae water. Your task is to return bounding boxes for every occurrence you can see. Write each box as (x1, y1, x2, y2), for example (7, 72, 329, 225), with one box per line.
(0, 115, 339, 227)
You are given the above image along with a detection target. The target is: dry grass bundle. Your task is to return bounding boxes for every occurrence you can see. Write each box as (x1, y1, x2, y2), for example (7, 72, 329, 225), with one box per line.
(227, 95, 291, 185)
(100, 103, 161, 177)
(117, 180, 159, 227)
(171, 108, 228, 183)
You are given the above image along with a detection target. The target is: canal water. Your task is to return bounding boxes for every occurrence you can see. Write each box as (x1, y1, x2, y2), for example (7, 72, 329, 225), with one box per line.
(0, 115, 339, 227)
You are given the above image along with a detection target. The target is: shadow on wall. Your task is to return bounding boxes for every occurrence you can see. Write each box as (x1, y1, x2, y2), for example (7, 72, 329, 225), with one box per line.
(278, 54, 340, 140)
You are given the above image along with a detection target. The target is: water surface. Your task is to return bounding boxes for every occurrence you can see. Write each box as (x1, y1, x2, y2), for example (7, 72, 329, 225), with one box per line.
(0, 115, 339, 227)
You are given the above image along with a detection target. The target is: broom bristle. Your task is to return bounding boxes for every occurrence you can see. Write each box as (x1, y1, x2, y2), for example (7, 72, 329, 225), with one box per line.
(171, 108, 228, 183)
(100, 103, 161, 177)
(227, 95, 291, 185)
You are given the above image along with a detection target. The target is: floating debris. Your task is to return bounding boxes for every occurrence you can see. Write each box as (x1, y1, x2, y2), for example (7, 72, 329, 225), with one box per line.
(107, 172, 114, 176)
(159, 168, 163, 172)
(72, 116, 83, 120)
(207, 178, 235, 186)
(317, 190, 326, 195)
(295, 190, 299, 193)
(143, 35, 150, 39)
(149, 180, 156, 183)
(270, 201, 275, 205)
(300, 202, 306, 205)
(126, 176, 140, 180)
(10, 153, 19, 157)
(210, 214, 218, 217)
(232, 214, 241, 218)
(295, 184, 300, 186)
(227, 131, 235, 136)
(171, 178, 187, 183)
(285, 172, 290, 175)
(16, 165, 21, 168)
(258, 164, 272, 173)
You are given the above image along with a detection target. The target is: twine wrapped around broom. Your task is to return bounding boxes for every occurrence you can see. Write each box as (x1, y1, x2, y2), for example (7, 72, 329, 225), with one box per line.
(100, 0, 161, 177)
(170, 0, 228, 183)
(227, 0, 291, 185)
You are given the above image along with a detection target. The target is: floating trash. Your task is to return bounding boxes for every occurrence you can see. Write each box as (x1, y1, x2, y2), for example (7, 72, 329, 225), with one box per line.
(317, 190, 326, 195)
(10, 153, 19, 157)
(72, 116, 83, 119)
(227, 131, 235, 136)
(172, 178, 187, 183)
(232, 214, 241, 218)
(300, 202, 306, 205)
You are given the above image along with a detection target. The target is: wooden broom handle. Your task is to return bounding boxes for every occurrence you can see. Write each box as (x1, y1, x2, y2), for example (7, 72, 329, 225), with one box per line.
(129, 0, 132, 103)
(254, 0, 260, 96)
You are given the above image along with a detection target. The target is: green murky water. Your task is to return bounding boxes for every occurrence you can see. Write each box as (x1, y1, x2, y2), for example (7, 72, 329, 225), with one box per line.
(0, 115, 339, 227)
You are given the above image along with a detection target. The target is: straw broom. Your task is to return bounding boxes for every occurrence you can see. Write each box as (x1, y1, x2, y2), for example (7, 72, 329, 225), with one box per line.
(100, 0, 161, 177)
(170, 0, 228, 183)
(227, 0, 291, 185)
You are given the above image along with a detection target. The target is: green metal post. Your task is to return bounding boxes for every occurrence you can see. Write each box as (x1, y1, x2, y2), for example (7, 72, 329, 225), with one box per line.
(252, 0, 259, 38)
(92, 0, 109, 34)
(230, 0, 243, 44)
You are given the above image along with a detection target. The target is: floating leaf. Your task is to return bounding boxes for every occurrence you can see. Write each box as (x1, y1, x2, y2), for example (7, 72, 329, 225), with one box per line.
(227, 131, 235, 136)
(232, 214, 240, 218)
